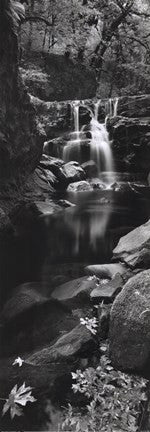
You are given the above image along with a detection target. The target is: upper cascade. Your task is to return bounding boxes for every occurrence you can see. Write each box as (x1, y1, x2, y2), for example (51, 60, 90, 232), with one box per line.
(63, 98, 118, 182)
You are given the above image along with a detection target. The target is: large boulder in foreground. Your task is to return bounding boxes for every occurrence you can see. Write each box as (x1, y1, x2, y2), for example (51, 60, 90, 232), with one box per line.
(113, 219, 150, 268)
(109, 270, 150, 371)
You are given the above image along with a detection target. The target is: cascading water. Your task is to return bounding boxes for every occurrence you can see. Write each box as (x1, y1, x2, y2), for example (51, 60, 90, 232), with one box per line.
(63, 101, 81, 163)
(63, 97, 118, 179)
(62, 97, 119, 253)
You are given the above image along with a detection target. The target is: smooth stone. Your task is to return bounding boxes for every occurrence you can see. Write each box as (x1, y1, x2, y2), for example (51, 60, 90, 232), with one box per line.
(90, 273, 124, 303)
(51, 276, 98, 303)
(63, 161, 86, 183)
(113, 219, 150, 268)
(109, 270, 150, 371)
(34, 200, 62, 216)
(0, 324, 96, 403)
(85, 263, 126, 280)
(27, 324, 96, 365)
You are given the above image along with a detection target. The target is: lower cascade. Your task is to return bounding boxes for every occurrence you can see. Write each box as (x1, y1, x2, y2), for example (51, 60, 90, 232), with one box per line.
(63, 98, 118, 182)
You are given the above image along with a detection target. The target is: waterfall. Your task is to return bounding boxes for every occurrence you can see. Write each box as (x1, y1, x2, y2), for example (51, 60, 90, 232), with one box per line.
(90, 118, 113, 173)
(63, 97, 118, 178)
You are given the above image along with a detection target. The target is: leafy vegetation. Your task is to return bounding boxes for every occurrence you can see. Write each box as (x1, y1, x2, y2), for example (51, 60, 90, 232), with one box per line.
(61, 355, 148, 432)
(2, 382, 36, 420)
(20, 0, 150, 96)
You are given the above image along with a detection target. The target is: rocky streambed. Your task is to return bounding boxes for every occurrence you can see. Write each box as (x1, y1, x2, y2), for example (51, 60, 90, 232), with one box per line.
(0, 151, 150, 430)
(0, 90, 150, 430)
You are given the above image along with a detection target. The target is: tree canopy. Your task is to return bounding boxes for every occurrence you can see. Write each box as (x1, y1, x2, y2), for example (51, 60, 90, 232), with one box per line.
(20, 0, 150, 96)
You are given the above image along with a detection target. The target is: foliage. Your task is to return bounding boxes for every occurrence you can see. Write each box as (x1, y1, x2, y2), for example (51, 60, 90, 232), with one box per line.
(2, 382, 36, 420)
(61, 355, 148, 432)
(21, 0, 150, 96)
(12, 356, 24, 367)
(80, 317, 98, 335)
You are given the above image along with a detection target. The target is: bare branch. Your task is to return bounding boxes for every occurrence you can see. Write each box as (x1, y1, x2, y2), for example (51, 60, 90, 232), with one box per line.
(23, 15, 52, 27)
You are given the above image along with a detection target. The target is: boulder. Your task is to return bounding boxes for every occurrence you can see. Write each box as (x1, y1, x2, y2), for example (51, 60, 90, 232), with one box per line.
(27, 324, 95, 366)
(34, 200, 62, 216)
(0, 284, 47, 322)
(51, 276, 98, 304)
(0, 324, 96, 403)
(0, 286, 77, 356)
(109, 117, 150, 175)
(109, 270, 150, 371)
(25, 166, 56, 199)
(113, 219, 150, 268)
(90, 274, 124, 303)
(67, 180, 92, 192)
(85, 263, 126, 280)
(40, 154, 64, 170)
(63, 161, 86, 183)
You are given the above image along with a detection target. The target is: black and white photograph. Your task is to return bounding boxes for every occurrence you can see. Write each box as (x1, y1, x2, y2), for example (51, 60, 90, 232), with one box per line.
(0, 0, 150, 430)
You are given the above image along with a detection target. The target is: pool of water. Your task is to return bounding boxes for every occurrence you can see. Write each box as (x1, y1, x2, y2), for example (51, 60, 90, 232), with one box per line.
(0, 186, 150, 306)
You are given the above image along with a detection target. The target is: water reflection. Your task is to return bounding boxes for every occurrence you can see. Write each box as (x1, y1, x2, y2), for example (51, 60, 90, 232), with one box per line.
(64, 191, 112, 254)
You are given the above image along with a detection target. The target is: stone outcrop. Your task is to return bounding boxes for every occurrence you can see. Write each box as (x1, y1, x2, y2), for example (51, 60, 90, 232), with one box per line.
(113, 219, 150, 269)
(109, 117, 150, 174)
(109, 270, 150, 371)
(117, 94, 150, 118)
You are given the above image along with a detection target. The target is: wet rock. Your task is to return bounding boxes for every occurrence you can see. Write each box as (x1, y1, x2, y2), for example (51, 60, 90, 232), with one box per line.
(51, 276, 98, 305)
(0, 324, 96, 404)
(63, 161, 86, 183)
(57, 199, 75, 208)
(109, 269, 150, 371)
(85, 263, 126, 280)
(109, 117, 150, 175)
(90, 273, 124, 303)
(81, 160, 98, 178)
(40, 159, 86, 189)
(90, 178, 106, 190)
(25, 166, 56, 199)
(43, 137, 65, 158)
(0, 287, 76, 356)
(0, 284, 47, 322)
(67, 180, 92, 192)
(34, 200, 62, 216)
(40, 154, 64, 170)
(113, 219, 150, 268)
(27, 324, 96, 366)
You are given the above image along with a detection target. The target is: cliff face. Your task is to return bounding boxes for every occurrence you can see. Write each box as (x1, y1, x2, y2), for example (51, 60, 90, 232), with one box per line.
(0, 6, 45, 182)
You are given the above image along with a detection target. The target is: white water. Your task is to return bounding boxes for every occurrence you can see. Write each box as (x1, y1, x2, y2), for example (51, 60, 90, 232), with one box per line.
(62, 97, 119, 253)
(90, 118, 114, 173)
(63, 97, 118, 179)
